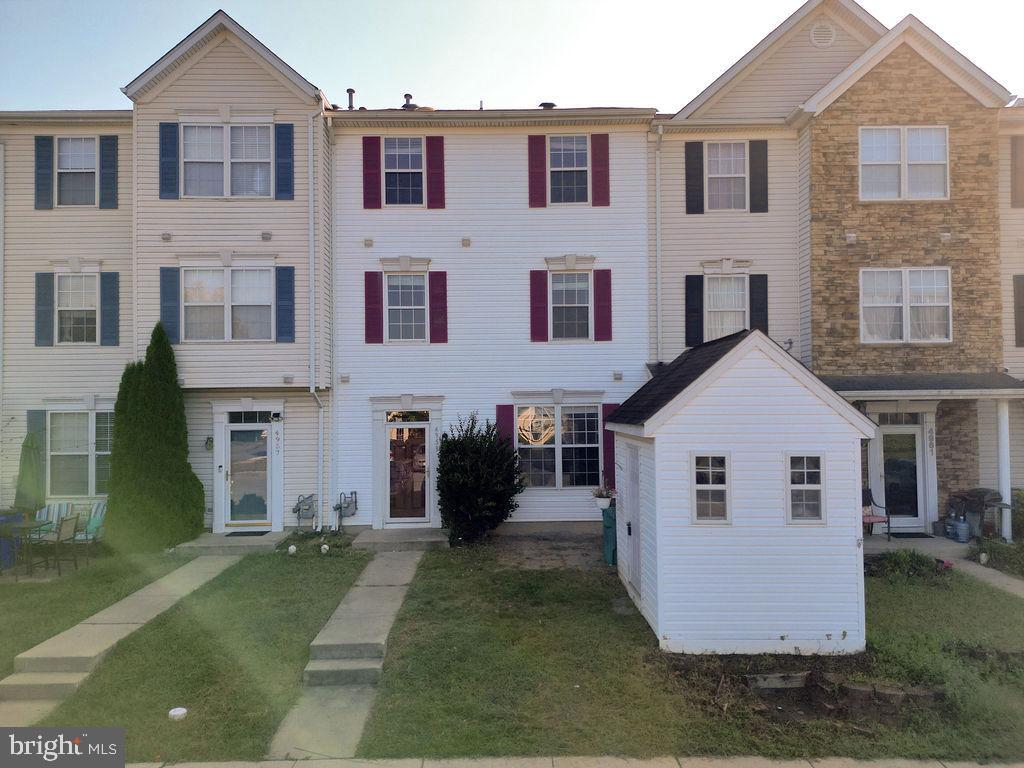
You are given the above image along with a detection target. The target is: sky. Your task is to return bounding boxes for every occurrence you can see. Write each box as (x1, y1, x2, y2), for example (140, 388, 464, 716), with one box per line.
(0, 0, 1021, 113)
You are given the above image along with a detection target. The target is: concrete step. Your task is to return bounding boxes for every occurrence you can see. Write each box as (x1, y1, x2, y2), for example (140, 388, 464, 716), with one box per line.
(174, 531, 288, 556)
(0, 699, 63, 727)
(309, 637, 385, 660)
(351, 528, 449, 552)
(0, 671, 88, 700)
(303, 658, 383, 686)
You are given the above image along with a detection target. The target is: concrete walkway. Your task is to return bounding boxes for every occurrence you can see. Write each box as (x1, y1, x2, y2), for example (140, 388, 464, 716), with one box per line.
(268, 550, 423, 760)
(129, 757, 1024, 768)
(0, 554, 239, 727)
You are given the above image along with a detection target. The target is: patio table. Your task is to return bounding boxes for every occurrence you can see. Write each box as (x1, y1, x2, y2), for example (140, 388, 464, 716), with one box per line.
(0, 519, 49, 577)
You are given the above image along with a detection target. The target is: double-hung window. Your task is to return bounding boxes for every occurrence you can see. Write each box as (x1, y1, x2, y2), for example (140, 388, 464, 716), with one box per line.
(693, 454, 729, 522)
(56, 273, 98, 344)
(516, 404, 601, 489)
(384, 137, 424, 205)
(549, 135, 588, 203)
(705, 275, 748, 341)
(859, 126, 948, 200)
(860, 267, 951, 343)
(706, 142, 747, 210)
(48, 411, 113, 497)
(183, 125, 273, 198)
(386, 273, 427, 341)
(787, 455, 824, 523)
(57, 137, 97, 206)
(551, 272, 591, 340)
(182, 267, 274, 341)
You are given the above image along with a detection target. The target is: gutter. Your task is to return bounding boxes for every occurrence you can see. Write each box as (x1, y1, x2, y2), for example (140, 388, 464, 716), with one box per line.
(308, 109, 325, 530)
(654, 125, 664, 362)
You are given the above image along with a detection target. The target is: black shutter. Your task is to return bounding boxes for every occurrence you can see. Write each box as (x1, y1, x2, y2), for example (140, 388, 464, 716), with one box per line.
(35, 272, 54, 346)
(1014, 275, 1024, 347)
(159, 267, 180, 344)
(749, 274, 769, 334)
(684, 141, 704, 215)
(35, 136, 54, 210)
(99, 135, 118, 209)
(100, 272, 119, 346)
(275, 266, 295, 342)
(685, 275, 704, 348)
(749, 140, 768, 213)
(159, 123, 179, 200)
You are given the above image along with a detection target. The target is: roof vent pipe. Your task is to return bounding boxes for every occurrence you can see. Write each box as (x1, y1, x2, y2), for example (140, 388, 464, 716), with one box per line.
(539, 102, 556, 110)
(346, 88, 355, 110)
(402, 93, 418, 110)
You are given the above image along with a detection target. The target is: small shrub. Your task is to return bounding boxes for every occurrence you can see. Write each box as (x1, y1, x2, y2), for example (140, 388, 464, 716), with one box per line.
(971, 538, 1024, 578)
(436, 413, 525, 545)
(865, 550, 950, 582)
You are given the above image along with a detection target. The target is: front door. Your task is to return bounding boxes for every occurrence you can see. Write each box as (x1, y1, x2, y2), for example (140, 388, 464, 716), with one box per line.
(880, 426, 925, 530)
(227, 424, 270, 526)
(387, 415, 429, 523)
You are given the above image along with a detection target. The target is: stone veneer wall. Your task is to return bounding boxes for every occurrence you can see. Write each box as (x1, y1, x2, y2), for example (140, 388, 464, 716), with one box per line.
(936, 400, 980, 515)
(809, 44, 1002, 375)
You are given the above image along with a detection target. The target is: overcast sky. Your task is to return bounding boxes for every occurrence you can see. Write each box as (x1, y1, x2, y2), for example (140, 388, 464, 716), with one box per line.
(0, 0, 1020, 113)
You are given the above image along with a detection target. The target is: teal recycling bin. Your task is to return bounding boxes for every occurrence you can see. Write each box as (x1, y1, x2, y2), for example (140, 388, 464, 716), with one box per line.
(602, 502, 616, 566)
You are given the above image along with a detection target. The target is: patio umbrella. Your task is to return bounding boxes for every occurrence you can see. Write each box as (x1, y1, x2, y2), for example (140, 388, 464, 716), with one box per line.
(13, 431, 45, 515)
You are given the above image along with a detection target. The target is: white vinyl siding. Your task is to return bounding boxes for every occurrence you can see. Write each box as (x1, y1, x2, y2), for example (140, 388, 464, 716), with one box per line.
(48, 410, 113, 497)
(860, 268, 951, 343)
(859, 126, 948, 201)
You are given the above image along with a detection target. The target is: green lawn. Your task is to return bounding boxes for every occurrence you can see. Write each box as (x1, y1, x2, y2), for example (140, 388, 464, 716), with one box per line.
(0, 550, 189, 677)
(358, 546, 1024, 761)
(42, 540, 371, 763)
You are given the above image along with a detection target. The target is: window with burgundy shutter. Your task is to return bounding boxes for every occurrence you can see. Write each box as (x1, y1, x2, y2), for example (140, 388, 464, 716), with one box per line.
(362, 137, 382, 209)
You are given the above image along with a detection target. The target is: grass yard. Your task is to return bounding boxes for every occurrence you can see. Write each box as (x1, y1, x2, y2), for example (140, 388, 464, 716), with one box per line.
(42, 538, 371, 763)
(358, 546, 1024, 761)
(0, 549, 189, 677)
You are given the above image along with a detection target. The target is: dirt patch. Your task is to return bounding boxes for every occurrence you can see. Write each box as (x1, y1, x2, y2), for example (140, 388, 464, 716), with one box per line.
(492, 535, 608, 570)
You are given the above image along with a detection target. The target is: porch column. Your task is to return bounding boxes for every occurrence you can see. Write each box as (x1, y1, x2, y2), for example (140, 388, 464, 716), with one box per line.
(997, 399, 1012, 542)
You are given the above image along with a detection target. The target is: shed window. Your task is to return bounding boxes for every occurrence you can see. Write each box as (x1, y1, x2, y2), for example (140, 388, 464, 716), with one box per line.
(693, 454, 729, 522)
(787, 455, 823, 522)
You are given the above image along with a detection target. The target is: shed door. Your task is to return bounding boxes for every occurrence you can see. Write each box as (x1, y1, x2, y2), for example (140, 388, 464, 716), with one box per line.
(625, 444, 641, 593)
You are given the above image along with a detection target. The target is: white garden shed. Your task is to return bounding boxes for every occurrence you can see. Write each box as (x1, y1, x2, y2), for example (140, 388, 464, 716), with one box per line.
(606, 330, 877, 655)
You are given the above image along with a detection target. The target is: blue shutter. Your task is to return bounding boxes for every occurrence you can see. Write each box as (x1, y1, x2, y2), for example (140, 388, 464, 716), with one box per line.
(99, 135, 118, 209)
(27, 410, 46, 442)
(159, 267, 180, 343)
(276, 266, 295, 343)
(35, 273, 54, 346)
(274, 124, 294, 200)
(100, 272, 119, 346)
(35, 136, 54, 210)
(159, 123, 179, 200)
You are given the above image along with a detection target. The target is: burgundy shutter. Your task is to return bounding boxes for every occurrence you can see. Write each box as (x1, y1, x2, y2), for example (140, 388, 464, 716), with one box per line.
(496, 404, 515, 446)
(528, 135, 547, 208)
(426, 136, 445, 209)
(364, 271, 384, 343)
(529, 270, 548, 341)
(594, 269, 612, 341)
(362, 136, 382, 209)
(429, 271, 448, 343)
(591, 133, 610, 206)
(602, 403, 620, 489)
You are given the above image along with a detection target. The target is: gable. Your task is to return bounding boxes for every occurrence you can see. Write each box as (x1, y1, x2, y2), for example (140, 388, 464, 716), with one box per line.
(698, 11, 870, 121)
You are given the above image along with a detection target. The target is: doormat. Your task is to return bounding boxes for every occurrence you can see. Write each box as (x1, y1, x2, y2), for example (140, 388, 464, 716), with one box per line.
(225, 531, 270, 537)
(890, 532, 933, 539)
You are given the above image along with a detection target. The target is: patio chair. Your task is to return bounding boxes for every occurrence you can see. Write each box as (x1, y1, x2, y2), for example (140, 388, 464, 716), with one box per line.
(33, 501, 72, 534)
(862, 488, 890, 541)
(36, 514, 79, 576)
(75, 501, 107, 565)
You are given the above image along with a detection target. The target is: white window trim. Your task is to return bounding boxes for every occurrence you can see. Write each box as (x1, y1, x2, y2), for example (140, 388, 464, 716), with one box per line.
(690, 452, 732, 525)
(703, 273, 749, 342)
(382, 136, 426, 208)
(46, 409, 112, 499)
(514, 403, 603, 490)
(549, 270, 594, 343)
(55, 135, 99, 208)
(54, 272, 100, 347)
(858, 126, 949, 202)
(785, 452, 827, 525)
(859, 267, 952, 344)
(180, 266, 276, 343)
(704, 140, 749, 213)
(548, 134, 591, 206)
(384, 271, 429, 343)
(180, 123, 275, 200)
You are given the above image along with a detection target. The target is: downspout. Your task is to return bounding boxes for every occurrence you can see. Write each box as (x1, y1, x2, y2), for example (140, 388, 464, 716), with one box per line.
(308, 108, 324, 530)
(654, 125, 664, 362)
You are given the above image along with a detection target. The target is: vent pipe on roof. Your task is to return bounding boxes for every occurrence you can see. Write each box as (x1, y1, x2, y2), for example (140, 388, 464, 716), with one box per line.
(346, 88, 355, 110)
(402, 93, 418, 110)
(539, 102, 556, 110)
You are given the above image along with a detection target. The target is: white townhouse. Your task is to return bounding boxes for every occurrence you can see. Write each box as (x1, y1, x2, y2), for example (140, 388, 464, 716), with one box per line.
(330, 108, 653, 528)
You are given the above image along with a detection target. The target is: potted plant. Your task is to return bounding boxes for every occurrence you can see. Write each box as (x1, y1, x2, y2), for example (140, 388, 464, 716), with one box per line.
(593, 485, 615, 510)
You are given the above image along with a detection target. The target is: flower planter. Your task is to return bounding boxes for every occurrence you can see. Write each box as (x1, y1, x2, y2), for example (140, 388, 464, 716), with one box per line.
(595, 497, 612, 510)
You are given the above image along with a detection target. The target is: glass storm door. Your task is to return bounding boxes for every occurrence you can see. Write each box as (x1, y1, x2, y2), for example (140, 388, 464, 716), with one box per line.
(388, 424, 428, 521)
(228, 426, 270, 525)
(882, 428, 924, 527)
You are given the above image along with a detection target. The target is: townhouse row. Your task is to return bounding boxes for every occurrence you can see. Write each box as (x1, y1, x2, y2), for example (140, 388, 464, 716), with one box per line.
(1, 0, 1023, 546)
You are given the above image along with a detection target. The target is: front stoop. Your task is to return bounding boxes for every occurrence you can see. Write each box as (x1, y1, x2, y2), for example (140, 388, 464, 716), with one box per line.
(0, 671, 88, 700)
(351, 528, 449, 552)
(174, 530, 290, 556)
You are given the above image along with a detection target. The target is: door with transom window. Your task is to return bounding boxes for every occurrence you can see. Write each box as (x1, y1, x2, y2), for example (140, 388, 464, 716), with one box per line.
(386, 411, 430, 524)
(212, 403, 284, 533)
